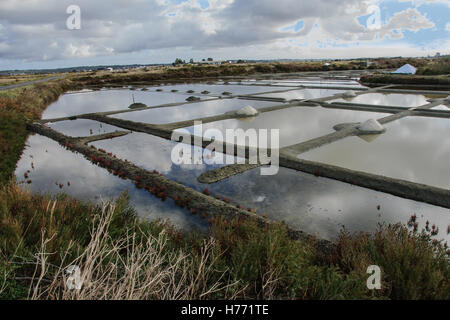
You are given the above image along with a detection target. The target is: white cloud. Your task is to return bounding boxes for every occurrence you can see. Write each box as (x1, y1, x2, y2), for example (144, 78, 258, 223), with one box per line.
(0, 0, 446, 67)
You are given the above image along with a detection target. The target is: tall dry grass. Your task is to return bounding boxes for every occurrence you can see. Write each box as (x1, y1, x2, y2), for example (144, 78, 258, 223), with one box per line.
(1, 183, 448, 300)
(26, 204, 243, 300)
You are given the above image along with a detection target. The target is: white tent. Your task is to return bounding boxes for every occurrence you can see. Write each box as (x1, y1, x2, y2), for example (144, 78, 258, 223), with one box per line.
(392, 64, 417, 75)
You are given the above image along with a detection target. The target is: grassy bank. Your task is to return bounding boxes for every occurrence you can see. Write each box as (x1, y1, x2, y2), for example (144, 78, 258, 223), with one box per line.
(0, 182, 448, 300)
(73, 58, 426, 87)
(0, 79, 78, 183)
(0, 74, 48, 87)
(360, 57, 450, 87)
(417, 57, 450, 76)
(360, 74, 450, 87)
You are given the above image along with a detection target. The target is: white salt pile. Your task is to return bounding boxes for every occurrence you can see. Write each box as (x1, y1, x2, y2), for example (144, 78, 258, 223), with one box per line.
(343, 91, 357, 98)
(236, 105, 259, 117)
(442, 95, 450, 106)
(357, 119, 385, 134)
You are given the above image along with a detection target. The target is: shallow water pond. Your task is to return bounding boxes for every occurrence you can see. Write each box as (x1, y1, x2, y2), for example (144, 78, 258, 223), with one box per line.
(19, 78, 450, 242)
(331, 92, 430, 108)
(90, 132, 240, 189)
(199, 166, 450, 241)
(47, 119, 123, 137)
(255, 88, 348, 100)
(43, 89, 205, 119)
(111, 99, 275, 124)
(15, 134, 207, 231)
(145, 83, 292, 96)
(264, 80, 365, 88)
(300, 116, 450, 189)
(432, 104, 450, 110)
(178, 106, 389, 148)
(72, 132, 450, 241)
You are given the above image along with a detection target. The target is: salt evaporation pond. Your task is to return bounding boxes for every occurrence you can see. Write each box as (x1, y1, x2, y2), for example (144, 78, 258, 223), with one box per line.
(47, 119, 122, 137)
(43, 89, 201, 118)
(331, 92, 431, 108)
(300, 116, 450, 190)
(178, 106, 389, 148)
(255, 88, 349, 100)
(264, 81, 366, 88)
(111, 99, 275, 124)
(15, 134, 208, 231)
(89, 132, 450, 241)
(146, 83, 289, 96)
(16, 80, 450, 242)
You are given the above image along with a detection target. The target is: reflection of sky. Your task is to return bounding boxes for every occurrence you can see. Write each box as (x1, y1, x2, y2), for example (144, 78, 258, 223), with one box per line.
(91, 132, 239, 190)
(300, 117, 450, 190)
(200, 167, 450, 242)
(83, 132, 450, 242)
(257, 89, 347, 100)
(155, 83, 289, 96)
(15, 132, 449, 242)
(262, 79, 360, 84)
(269, 81, 366, 88)
(180, 106, 388, 148)
(432, 104, 450, 111)
(111, 99, 275, 124)
(44, 84, 284, 120)
(25, 79, 450, 242)
(15, 134, 207, 231)
(331, 93, 430, 108)
(43, 90, 192, 118)
(48, 119, 122, 137)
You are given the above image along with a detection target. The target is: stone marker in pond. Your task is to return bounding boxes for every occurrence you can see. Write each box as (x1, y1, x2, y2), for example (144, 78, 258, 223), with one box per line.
(128, 103, 147, 109)
(186, 96, 201, 102)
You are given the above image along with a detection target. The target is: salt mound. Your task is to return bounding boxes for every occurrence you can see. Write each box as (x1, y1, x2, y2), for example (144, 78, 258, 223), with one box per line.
(357, 119, 385, 133)
(128, 102, 147, 109)
(343, 91, 357, 98)
(236, 106, 259, 117)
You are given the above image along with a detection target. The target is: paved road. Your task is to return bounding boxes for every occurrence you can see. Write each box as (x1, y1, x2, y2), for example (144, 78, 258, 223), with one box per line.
(0, 75, 65, 91)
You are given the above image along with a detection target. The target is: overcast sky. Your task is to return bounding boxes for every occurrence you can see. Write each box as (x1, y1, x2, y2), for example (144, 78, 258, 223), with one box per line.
(0, 0, 448, 70)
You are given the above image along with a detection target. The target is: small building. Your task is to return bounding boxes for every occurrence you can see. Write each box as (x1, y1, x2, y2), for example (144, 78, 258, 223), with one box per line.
(392, 64, 417, 75)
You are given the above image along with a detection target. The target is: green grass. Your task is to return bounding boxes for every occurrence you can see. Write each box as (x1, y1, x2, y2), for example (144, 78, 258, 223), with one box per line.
(0, 182, 448, 300)
(72, 60, 390, 86)
(0, 80, 78, 186)
(360, 74, 450, 86)
(0, 111, 28, 183)
(417, 57, 450, 75)
(336, 225, 450, 299)
(361, 57, 450, 86)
